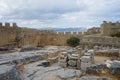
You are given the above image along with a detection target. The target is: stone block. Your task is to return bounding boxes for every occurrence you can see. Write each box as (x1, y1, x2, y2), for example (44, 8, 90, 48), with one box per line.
(81, 56, 91, 62)
(68, 60, 77, 67)
(57, 69, 82, 79)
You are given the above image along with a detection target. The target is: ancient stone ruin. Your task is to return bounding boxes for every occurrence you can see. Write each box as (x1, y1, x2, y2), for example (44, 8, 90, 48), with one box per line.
(0, 21, 120, 80)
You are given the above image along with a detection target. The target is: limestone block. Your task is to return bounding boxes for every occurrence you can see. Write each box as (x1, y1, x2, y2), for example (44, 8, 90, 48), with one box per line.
(81, 61, 91, 71)
(59, 62, 67, 67)
(81, 56, 91, 62)
(48, 57, 58, 64)
(68, 60, 77, 67)
(57, 69, 82, 79)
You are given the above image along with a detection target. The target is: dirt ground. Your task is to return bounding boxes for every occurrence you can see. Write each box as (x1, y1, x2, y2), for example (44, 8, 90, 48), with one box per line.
(94, 56, 110, 64)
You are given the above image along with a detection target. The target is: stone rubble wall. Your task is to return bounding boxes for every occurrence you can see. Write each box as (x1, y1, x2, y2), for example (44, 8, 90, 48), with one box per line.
(59, 49, 94, 70)
(86, 64, 107, 74)
(86, 61, 120, 78)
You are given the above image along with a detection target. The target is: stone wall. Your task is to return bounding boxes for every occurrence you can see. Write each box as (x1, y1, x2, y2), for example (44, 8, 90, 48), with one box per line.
(101, 21, 120, 36)
(0, 22, 19, 47)
(84, 21, 120, 36)
(0, 22, 82, 47)
(80, 35, 120, 49)
(80, 21, 120, 49)
(85, 27, 100, 35)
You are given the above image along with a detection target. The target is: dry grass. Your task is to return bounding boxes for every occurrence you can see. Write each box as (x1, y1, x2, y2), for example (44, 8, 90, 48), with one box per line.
(94, 56, 110, 64)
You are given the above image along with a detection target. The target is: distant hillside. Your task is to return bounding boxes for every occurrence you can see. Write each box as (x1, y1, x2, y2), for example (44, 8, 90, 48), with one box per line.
(39, 27, 87, 32)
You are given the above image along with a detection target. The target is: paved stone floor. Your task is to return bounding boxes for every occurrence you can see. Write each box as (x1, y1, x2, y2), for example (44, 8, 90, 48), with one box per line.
(23, 61, 81, 80)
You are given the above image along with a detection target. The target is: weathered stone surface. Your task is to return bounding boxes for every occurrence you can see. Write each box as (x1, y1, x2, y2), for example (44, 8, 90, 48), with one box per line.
(37, 60, 50, 67)
(24, 63, 61, 80)
(86, 64, 106, 74)
(68, 54, 78, 60)
(77, 59, 81, 69)
(68, 60, 77, 67)
(0, 64, 22, 80)
(20, 45, 38, 52)
(95, 50, 119, 57)
(48, 57, 58, 64)
(81, 56, 91, 62)
(0, 47, 60, 65)
(79, 76, 106, 80)
(57, 69, 82, 79)
(105, 60, 120, 75)
(59, 61, 67, 67)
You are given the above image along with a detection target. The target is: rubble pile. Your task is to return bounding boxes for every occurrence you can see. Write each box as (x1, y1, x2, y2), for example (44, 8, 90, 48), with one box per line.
(86, 64, 107, 74)
(86, 60, 120, 79)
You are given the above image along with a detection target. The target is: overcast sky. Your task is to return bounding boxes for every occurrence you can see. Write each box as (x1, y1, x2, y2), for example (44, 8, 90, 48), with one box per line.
(0, 0, 120, 28)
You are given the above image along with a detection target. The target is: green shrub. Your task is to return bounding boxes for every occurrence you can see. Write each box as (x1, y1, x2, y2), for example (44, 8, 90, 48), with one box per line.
(66, 37, 80, 47)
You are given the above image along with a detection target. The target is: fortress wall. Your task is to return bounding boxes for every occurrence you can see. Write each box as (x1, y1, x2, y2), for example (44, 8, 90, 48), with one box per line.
(101, 21, 120, 36)
(0, 22, 82, 47)
(0, 23, 19, 46)
(55, 32, 82, 46)
(81, 36, 120, 49)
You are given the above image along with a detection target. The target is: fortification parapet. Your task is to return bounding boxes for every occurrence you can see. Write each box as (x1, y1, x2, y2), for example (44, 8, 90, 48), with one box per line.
(65, 32, 71, 36)
(0, 23, 2, 28)
(58, 32, 64, 36)
(73, 32, 77, 35)
(116, 21, 120, 26)
(13, 23, 17, 28)
(109, 21, 112, 24)
(5, 22, 10, 28)
(101, 21, 120, 36)
(78, 32, 82, 35)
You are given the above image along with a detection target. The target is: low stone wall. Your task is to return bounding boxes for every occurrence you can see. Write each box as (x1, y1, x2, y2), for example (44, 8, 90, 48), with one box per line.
(36, 51, 60, 59)
(95, 50, 119, 57)
(86, 64, 107, 74)
(86, 62, 120, 78)
(0, 64, 22, 80)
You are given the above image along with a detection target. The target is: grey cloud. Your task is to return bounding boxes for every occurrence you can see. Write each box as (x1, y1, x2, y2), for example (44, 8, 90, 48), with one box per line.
(0, 0, 120, 28)
(1, 0, 86, 20)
